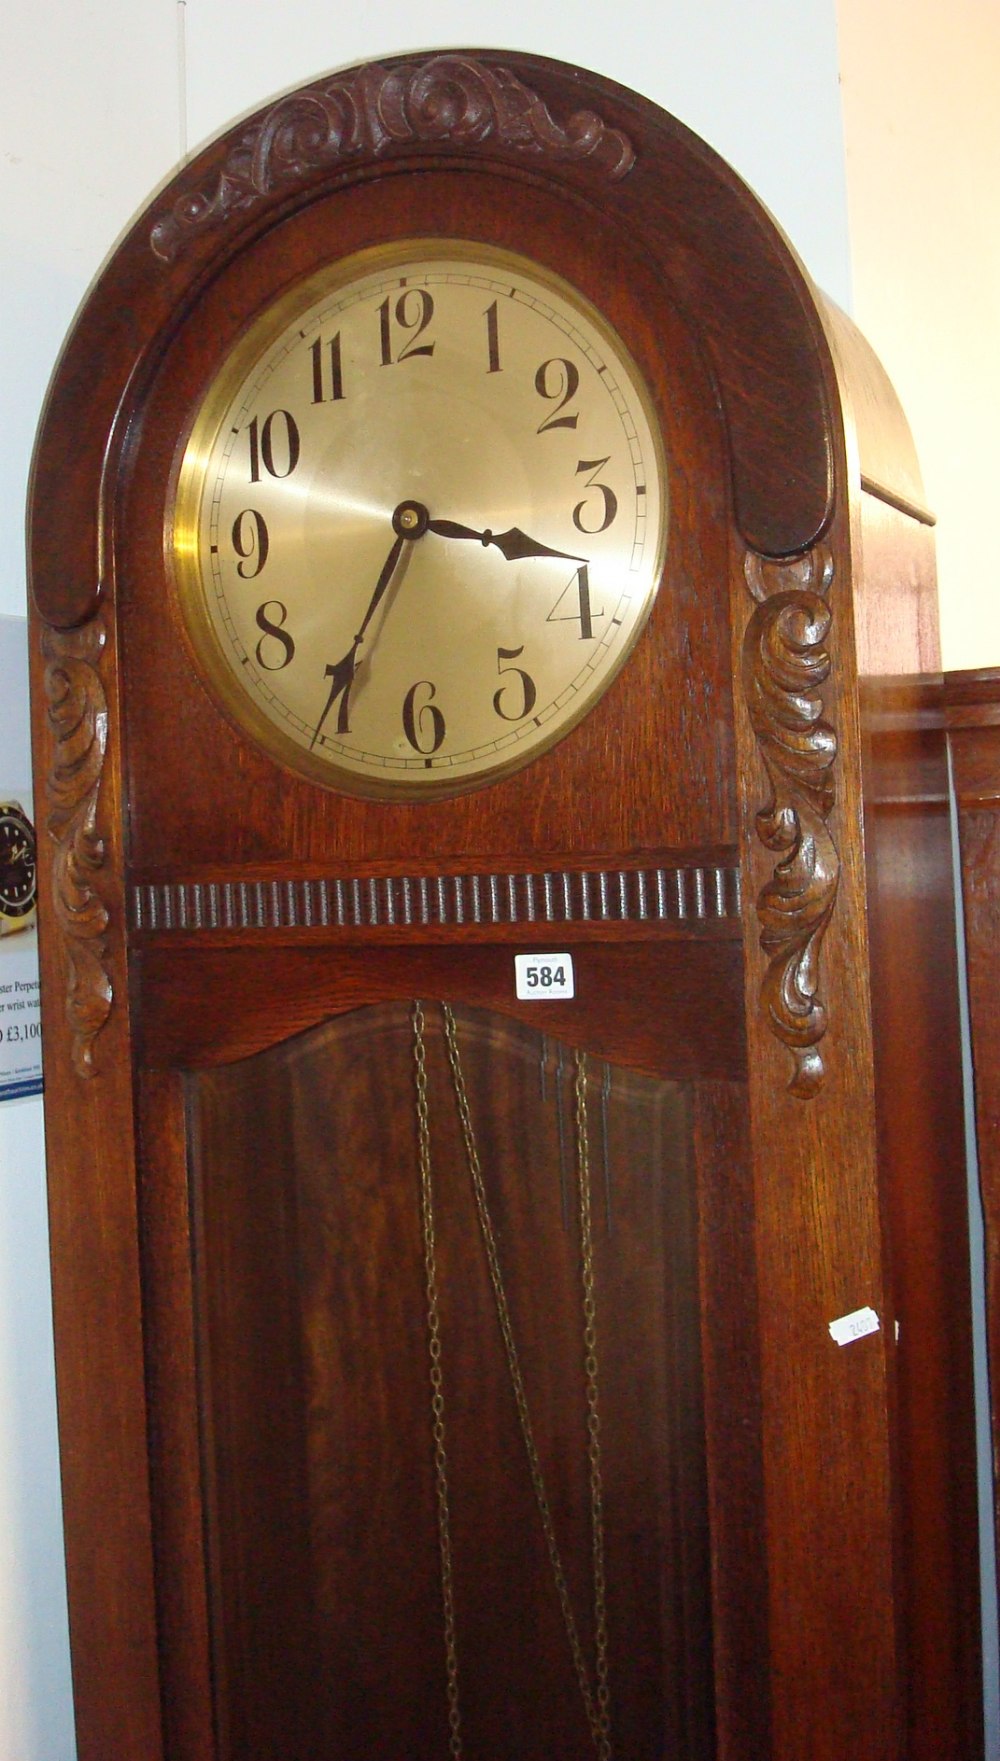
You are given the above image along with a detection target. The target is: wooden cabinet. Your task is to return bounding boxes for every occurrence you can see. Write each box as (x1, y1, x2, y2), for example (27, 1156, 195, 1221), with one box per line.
(27, 49, 982, 1759)
(947, 669, 1000, 1658)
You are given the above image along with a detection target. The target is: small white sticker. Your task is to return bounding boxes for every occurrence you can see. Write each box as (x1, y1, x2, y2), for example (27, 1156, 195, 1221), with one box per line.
(828, 1306, 880, 1347)
(514, 953, 575, 1000)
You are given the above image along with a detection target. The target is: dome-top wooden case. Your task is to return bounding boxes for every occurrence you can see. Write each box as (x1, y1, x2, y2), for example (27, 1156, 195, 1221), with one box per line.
(28, 49, 981, 1761)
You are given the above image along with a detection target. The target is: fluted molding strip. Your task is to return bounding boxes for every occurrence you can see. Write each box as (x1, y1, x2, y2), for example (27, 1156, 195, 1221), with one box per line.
(130, 862, 741, 936)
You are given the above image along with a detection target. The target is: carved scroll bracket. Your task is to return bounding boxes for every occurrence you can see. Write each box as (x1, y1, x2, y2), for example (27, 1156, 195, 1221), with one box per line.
(41, 617, 112, 1077)
(742, 547, 839, 1099)
(150, 55, 635, 261)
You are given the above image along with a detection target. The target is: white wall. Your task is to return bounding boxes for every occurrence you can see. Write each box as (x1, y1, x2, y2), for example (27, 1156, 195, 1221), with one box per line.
(0, 618, 72, 1761)
(3, 7, 179, 1753)
(838, 0, 1000, 671)
(180, 1, 851, 303)
(0, 5, 848, 1755)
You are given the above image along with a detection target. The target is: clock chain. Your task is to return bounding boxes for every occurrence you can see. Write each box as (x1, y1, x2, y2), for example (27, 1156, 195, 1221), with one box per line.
(541, 1035, 614, 1236)
(555, 1039, 571, 1227)
(413, 1003, 464, 1758)
(411, 1001, 613, 1759)
(600, 1061, 614, 1237)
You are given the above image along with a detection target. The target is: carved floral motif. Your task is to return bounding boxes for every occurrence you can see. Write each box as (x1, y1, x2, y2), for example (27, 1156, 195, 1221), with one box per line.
(41, 618, 112, 1077)
(151, 55, 635, 261)
(742, 547, 839, 1098)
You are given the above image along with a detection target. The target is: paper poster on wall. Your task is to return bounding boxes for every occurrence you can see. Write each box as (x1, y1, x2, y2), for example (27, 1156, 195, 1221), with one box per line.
(0, 616, 42, 1102)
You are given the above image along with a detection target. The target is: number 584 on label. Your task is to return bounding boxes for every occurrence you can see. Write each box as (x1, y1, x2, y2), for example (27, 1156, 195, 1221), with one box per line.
(514, 953, 575, 1000)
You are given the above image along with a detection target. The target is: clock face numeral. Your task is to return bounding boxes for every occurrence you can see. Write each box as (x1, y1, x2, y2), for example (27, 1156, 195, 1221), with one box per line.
(572, 458, 618, 535)
(247, 410, 300, 482)
(254, 601, 295, 670)
(534, 357, 580, 433)
(310, 333, 344, 403)
(379, 289, 436, 365)
(176, 241, 667, 797)
(493, 646, 537, 722)
(547, 565, 602, 641)
(484, 300, 502, 374)
(232, 510, 269, 578)
(402, 680, 446, 754)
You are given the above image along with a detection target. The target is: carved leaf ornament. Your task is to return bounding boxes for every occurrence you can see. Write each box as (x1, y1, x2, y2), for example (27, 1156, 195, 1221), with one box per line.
(151, 55, 635, 261)
(742, 547, 839, 1097)
(42, 619, 112, 1078)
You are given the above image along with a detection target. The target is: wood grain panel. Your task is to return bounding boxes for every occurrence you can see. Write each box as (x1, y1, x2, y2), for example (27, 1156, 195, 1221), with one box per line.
(866, 676, 982, 1759)
(133, 938, 748, 1080)
(188, 1002, 716, 1759)
(947, 667, 1000, 1717)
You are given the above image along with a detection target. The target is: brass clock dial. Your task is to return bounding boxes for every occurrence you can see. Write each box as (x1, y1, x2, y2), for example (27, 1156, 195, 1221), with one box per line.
(173, 241, 668, 797)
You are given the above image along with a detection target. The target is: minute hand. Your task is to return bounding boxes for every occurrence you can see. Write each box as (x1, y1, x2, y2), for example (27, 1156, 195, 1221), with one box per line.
(426, 519, 586, 565)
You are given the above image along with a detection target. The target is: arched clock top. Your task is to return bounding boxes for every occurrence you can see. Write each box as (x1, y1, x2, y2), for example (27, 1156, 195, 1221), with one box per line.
(27, 47, 843, 635)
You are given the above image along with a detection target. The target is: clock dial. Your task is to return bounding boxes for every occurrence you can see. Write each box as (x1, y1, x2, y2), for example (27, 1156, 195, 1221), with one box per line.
(173, 242, 668, 797)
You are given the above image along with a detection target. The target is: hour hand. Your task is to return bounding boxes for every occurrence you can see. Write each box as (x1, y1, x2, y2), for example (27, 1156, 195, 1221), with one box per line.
(310, 644, 359, 748)
(310, 515, 414, 748)
(426, 518, 586, 565)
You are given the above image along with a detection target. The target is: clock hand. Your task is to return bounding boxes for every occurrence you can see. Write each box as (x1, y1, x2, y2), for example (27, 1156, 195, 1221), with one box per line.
(311, 501, 586, 750)
(310, 533, 405, 746)
(310, 501, 429, 748)
(426, 518, 587, 565)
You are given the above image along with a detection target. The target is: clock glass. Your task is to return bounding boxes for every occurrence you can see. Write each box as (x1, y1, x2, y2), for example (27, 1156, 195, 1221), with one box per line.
(172, 241, 668, 797)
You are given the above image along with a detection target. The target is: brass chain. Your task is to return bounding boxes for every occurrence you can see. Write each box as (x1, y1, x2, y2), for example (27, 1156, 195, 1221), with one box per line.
(573, 1047, 612, 1756)
(412, 1002, 464, 1760)
(411, 1000, 612, 1759)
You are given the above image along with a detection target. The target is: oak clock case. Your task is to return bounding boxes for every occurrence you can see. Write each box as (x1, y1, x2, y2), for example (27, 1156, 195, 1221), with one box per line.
(27, 48, 981, 1761)
(141, 156, 726, 1761)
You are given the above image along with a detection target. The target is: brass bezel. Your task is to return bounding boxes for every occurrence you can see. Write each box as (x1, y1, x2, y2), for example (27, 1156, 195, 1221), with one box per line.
(171, 239, 669, 800)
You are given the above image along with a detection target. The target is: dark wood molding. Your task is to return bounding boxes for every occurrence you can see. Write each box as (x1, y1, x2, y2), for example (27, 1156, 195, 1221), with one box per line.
(741, 546, 839, 1096)
(40, 615, 113, 1076)
(150, 55, 634, 262)
(945, 667, 1000, 1674)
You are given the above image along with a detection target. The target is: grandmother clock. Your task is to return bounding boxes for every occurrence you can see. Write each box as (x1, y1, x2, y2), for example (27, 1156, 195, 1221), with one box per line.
(28, 50, 981, 1761)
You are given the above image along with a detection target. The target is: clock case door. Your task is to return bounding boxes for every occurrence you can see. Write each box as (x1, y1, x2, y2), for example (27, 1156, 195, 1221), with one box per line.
(175, 978, 743, 1761)
(27, 49, 981, 1761)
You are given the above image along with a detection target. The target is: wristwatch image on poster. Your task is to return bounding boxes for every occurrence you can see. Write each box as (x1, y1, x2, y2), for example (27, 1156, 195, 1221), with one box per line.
(0, 793, 41, 1100)
(0, 616, 42, 1101)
